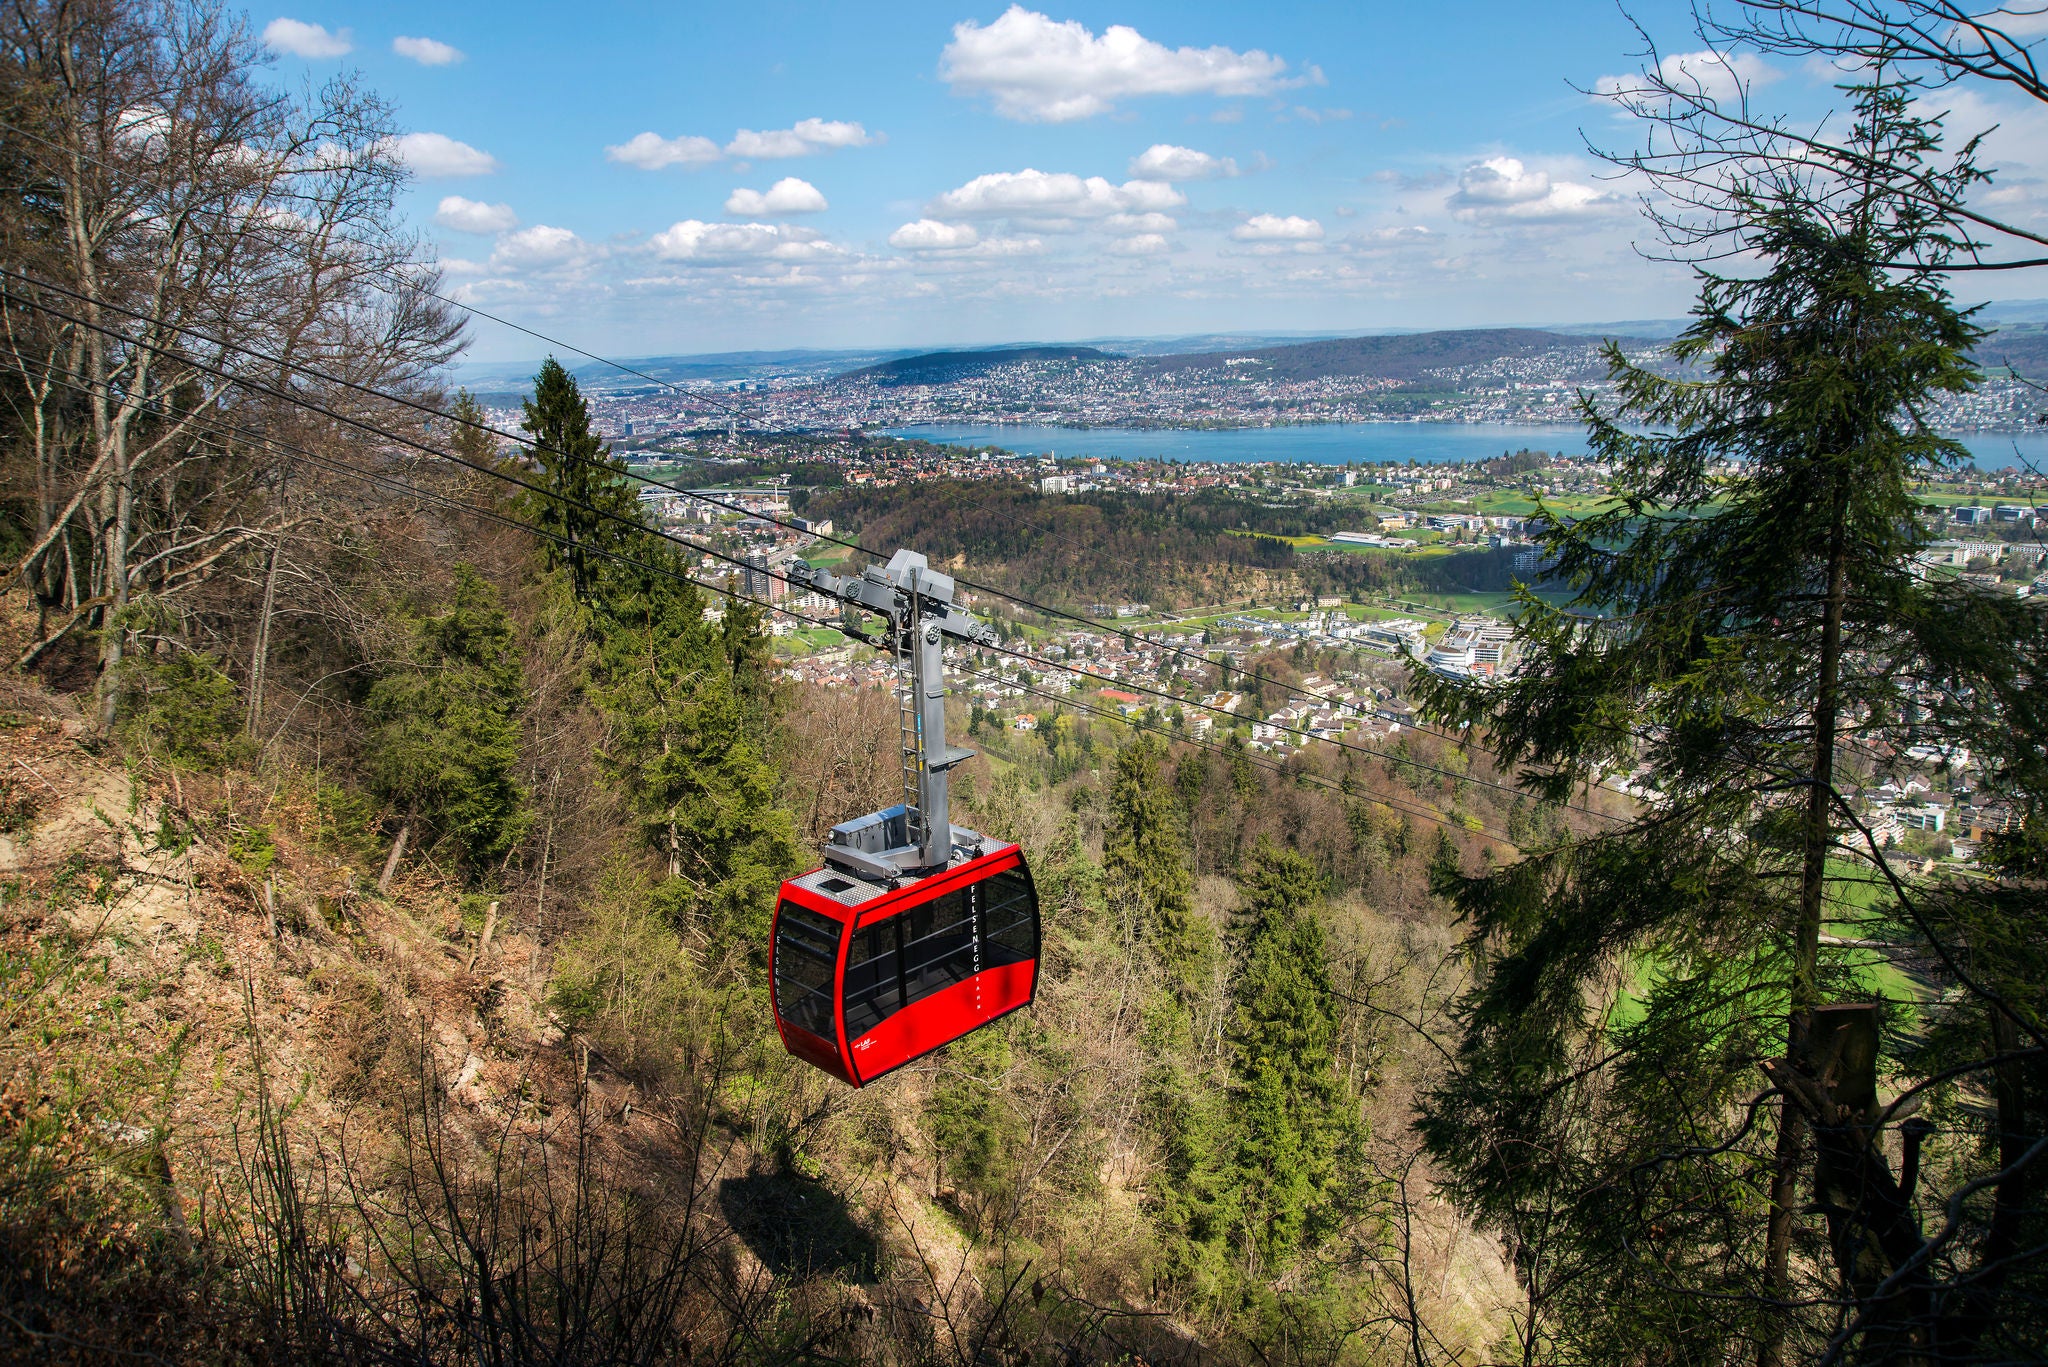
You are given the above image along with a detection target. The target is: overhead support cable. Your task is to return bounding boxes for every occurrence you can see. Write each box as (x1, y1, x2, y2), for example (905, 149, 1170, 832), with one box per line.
(7, 271, 1605, 822)
(16, 308, 1522, 844)
(0, 116, 1594, 787)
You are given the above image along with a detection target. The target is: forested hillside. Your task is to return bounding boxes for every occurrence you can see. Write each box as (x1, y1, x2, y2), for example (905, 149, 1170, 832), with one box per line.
(848, 346, 1117, 386)
(1139, 329, 1629, 383)
(808, 480, 1518, 610)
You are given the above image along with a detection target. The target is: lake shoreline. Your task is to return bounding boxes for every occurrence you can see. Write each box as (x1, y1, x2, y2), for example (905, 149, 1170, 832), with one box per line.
(881, 421, 2048, 472)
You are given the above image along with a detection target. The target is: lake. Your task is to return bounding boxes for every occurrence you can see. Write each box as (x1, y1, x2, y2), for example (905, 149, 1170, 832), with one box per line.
(884, 422, 2048, 472)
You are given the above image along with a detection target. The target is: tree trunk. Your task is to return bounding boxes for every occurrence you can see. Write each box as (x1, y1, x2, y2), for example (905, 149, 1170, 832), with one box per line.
(247, 517, 285, 736)
(1761, 465, 1854, 1367)
(377, 821, 412, 895)
(468, 900, 499, 971)
(1954, 1008, 2029, 1351)
(95, 456, 131, 733)
(535, 773, 557, 934)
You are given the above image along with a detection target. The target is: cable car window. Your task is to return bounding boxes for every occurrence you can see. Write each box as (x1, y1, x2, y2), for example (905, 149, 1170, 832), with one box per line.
(842, 915, 905, 1039)
(981, 868, 1036, 967)
(839, 865, 1038, 1042)
(774, 902, 840, 1040)
(901, 889, 978, 1006)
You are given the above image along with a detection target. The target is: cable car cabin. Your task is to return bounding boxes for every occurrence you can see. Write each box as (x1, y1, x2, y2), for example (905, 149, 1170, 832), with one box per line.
(772, 547, 1033, 1085)
(771, 842, 1039, 1087)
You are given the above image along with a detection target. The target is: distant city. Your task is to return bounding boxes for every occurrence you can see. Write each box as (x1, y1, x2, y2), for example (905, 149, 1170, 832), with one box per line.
(468, 319, 2048, 442)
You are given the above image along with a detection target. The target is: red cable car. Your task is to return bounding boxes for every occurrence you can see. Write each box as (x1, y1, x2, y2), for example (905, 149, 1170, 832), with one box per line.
(772, 550, 1040, 1086)
(772, 823, 1038, 1086)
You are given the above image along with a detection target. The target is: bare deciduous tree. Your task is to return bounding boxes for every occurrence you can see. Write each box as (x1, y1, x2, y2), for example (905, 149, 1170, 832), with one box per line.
(1592, 3, 2048, 272)
(0, 0, 460, 721)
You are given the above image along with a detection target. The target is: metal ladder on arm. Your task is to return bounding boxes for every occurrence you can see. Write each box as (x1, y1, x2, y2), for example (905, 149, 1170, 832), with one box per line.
(895, 637, 926, 851)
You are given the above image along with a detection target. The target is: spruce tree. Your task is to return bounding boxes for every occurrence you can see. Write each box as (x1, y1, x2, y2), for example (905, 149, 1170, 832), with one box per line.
(518, 358, 641, 602)
(1413, 80, 2048, 1362)
(585, 557, 796, 952)
(1150, 1054, 1242, 1296)
(362, 565, 529, 883)
(1228, 844, 1356, 1268)
(1104, 736, 1209, 991)
(449, 388, 498, 469)
(1105, 738, 1240, 1292)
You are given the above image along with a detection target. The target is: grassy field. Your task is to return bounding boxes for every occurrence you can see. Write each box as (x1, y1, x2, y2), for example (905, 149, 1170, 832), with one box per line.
(1607, 859, 1926, 1032)
(1468, 491, 1622, 517)
(792, 627, 846, 648)
(1338, 603, 1429, 624)
(775, 626, 850, 656)
(1404, 589, 1524, 614)
(1911, 488, 2035, 509)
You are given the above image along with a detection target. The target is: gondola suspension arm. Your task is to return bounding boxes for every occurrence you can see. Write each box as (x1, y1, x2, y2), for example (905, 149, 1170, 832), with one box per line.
(791, 549, 998, 879)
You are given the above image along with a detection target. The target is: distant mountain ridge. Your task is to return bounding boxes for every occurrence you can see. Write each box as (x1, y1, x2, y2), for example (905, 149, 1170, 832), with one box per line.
(451, 303, 2048, 396)
(1140, 328, 1652, 384)
(847, 345, 1118, 386)
(1973, 323, 2048, 381)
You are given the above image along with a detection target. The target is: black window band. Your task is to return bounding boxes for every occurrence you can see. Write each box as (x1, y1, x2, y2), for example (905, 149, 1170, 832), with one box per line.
(774, 902, 842, 1041)
(839, 864, 1038, 1041)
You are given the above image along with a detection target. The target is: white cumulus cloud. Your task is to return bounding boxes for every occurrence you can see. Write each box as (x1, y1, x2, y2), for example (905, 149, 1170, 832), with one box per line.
(1107, 233, 1171, 256)
(382, 132, 498, 176)
(929, 168, 1186, 220)
(649, 219, 832, 263)
(605, 131, 722, 170)
(724, 177, 828, 215)
(890, 219, 981, 250)
(1128, 143, 1238, 181)
(1446, 157, 1621, 220)
(1104, 211, 1177, 234)
(1594, 49, 1780, 106)
(393, 35, 464, 65)
(941, 6, 1310, 122)
(491, 225, 589, 270)
(963, 236, 1045, 257)
(263, 18, 351, 58)
(1231, 213, 1323, 241)
(726, 118, 877, 158)
(434, 196, 518, 233)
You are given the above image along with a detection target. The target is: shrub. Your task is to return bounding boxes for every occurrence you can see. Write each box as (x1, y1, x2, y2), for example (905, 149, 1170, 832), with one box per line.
(114, 649, 251, 769)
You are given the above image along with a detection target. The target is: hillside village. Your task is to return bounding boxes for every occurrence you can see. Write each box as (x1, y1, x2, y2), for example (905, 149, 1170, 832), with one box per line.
(633, 438, 2045, 884)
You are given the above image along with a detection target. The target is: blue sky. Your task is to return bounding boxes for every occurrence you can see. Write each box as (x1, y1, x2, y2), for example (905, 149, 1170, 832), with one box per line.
(258, 3, 2048, 361)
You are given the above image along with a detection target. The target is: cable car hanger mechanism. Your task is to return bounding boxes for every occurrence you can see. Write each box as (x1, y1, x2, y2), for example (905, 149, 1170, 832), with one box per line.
(794, 548, 999, 881)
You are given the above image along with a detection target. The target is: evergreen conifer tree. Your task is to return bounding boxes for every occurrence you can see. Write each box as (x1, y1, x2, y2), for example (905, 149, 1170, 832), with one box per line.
(1105, 736, 1209, 991)
(363, 565, 529, 883)
(1228, 844, 1356, 1268)
(505, 365, 796, 948)
(1413, 80, 2048, 1362)
(518, 359, 641, 602)
(584, 558, 795, 952)
(1150, 1053, 1242, 1295)
(450, 388, 498, 470)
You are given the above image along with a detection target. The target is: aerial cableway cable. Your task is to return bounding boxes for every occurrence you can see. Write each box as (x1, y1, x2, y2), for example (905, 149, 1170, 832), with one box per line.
(29, 365, 1524, 1087)
(6, 268, 1596, 821)
(6, 270, 1606, 822)
(0, 118, 1606, 790)
(0, 117, 777, 437)
(15, 311, 1519, 847)
(0, 129, 1597, 795)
